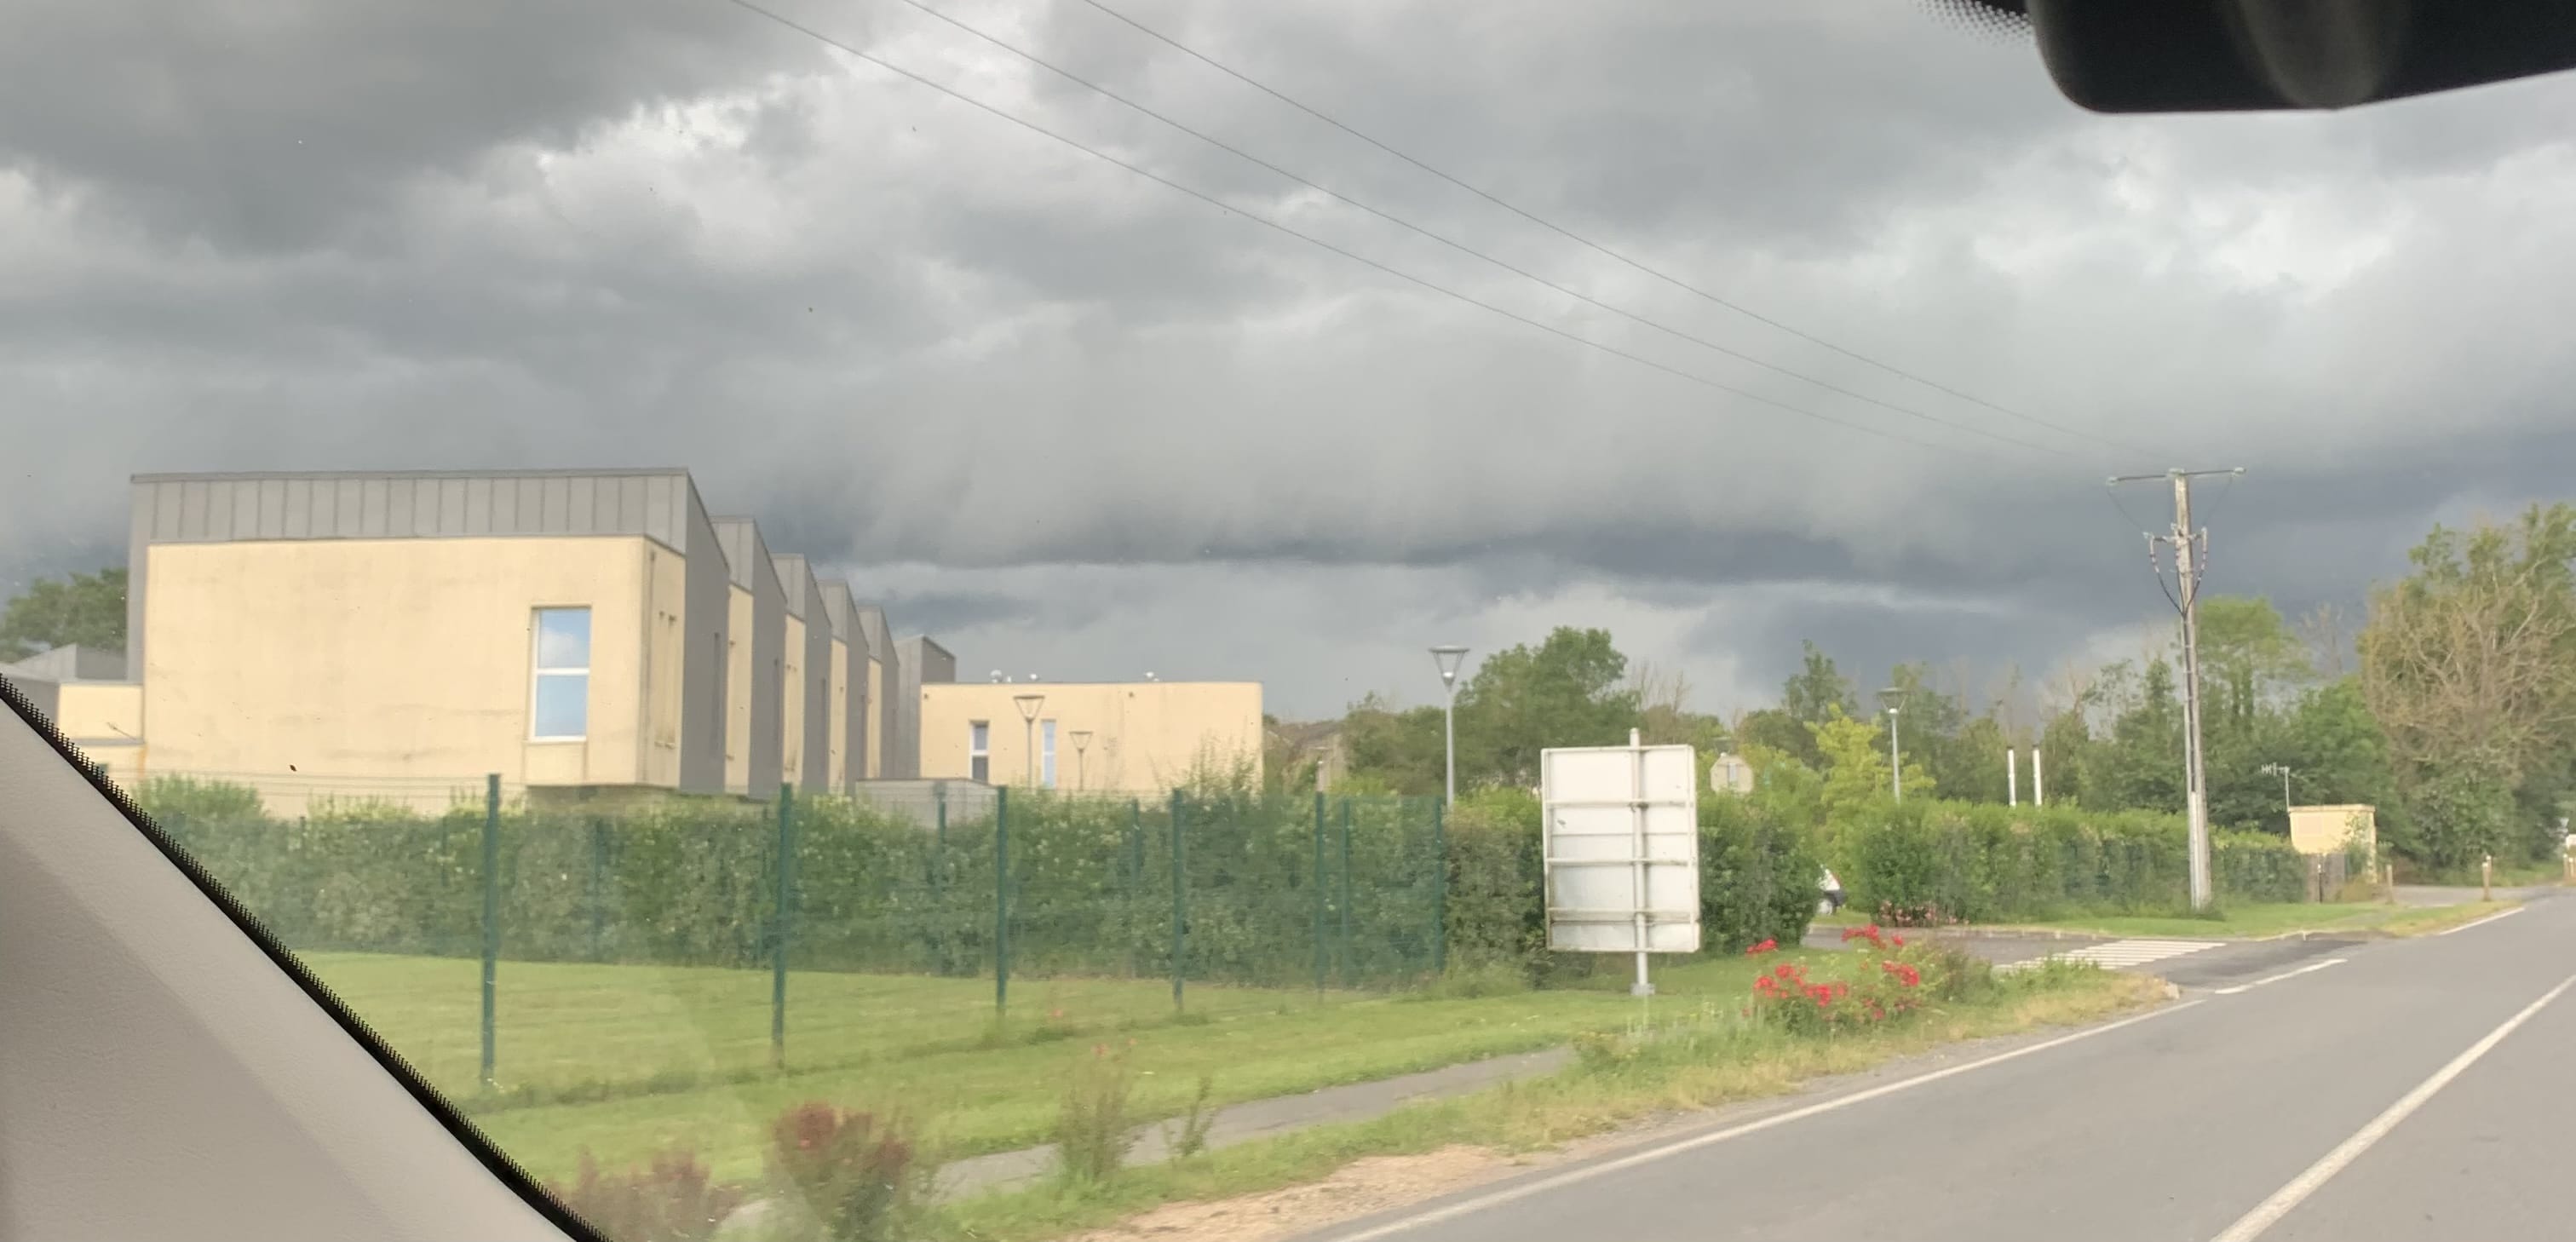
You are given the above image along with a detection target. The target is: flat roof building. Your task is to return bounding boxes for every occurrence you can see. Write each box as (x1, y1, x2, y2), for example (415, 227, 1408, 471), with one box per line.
(112, 469, 921, 811)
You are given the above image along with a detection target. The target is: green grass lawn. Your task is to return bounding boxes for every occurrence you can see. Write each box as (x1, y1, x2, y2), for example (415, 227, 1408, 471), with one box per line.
(304, 950, 1804, 1185)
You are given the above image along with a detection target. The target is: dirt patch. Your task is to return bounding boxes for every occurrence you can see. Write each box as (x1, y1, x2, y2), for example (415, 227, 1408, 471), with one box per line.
(1057, 1145, 1520, 1242)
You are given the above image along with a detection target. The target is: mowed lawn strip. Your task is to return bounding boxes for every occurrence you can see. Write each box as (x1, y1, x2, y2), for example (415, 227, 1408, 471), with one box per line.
(304, 950, 1807, 1184)
(306, 952, 1306, 1107)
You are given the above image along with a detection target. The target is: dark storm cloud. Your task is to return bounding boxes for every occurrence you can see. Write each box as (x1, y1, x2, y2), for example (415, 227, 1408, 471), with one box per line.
(9, 0, 2576, 715)
(0, 0, 828, 250)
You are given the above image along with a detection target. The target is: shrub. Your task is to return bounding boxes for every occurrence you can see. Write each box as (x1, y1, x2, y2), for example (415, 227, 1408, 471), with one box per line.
(762, 1101, 928, 1242)
(1051, 1044, 1140, 1184)
(546, 1148, 744, 1242)
(1745, 927, 1964, 1033)
(1161, 1073, 1218, 1162)
(1832, 801, 2307, 923)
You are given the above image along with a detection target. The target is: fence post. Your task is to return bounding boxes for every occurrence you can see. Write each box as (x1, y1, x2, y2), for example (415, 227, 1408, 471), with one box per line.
(1128, 798, 1144, 978)
(1312, 791, 1328, 993)
(995, 786, 1011, 1016)
(588, 817, 607, 963)
(772, 782, 795, 1070)
(1170, 789, 1187, 1012)
(1431, 796, 1448, 976)
(1337, 797, 1354, 987)
(479, 773, 500, 1090)
(931, 785, 948, 975)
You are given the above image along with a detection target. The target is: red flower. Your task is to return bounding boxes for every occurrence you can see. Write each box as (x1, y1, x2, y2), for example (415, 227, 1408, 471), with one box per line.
(1774, 963, 1797, 980)
(1891, 934, 1906, 948)
(1746, 938, 1778, 956)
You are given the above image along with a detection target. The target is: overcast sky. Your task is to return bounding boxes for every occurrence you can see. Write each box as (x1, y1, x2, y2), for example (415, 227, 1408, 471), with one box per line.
(7, 0, 2574, 718)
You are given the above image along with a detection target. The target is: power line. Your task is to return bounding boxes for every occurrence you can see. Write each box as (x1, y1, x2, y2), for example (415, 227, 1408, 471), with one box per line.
(1072, 0, 2142, 457)
(714, 0, 2015, 459)
(865, 0, 2069, 458)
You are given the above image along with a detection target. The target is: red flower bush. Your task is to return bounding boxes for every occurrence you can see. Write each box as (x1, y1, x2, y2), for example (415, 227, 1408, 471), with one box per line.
(1747, 937, 1950, 1035)
(1745, 938, 1779, 956)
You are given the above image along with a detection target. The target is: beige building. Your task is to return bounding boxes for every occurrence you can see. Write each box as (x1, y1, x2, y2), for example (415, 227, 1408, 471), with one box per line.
(917, 681, 1262, 794)
(2289, 804, 2378, 858)
(98, 469, 921, 814)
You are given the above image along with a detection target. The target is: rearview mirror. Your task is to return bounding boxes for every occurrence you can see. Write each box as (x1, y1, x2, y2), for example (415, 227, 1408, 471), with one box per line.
(1939, 0, 2576, 112)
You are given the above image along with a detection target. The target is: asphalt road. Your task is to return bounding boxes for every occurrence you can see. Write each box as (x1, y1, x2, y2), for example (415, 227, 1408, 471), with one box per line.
(1304, 895, 2567, 1242)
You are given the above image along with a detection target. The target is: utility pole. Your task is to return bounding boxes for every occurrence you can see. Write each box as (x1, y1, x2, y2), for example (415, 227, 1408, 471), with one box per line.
(2111, 467, 2244, 911)
(1877, 687, 1905, 802)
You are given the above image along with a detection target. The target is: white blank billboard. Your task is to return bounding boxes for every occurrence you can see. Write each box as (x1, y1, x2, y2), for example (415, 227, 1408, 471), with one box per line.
(1541, 743, 1701, 954)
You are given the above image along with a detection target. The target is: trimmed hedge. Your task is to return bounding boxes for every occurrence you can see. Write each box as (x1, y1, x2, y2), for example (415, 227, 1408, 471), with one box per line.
(140, 781, 1446, 991)
(1831, 799, 2306, 923)
(1440, 787, 1818, 981)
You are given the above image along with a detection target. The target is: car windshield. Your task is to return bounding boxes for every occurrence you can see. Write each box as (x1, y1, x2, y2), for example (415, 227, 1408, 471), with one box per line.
(9, 3, 2575, 1241)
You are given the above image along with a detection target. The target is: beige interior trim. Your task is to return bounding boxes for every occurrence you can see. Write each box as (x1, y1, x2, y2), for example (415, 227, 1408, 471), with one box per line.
(0, 693, 578, 1242)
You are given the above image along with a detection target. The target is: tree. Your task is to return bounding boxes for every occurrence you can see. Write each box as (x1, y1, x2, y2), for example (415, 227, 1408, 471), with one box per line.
(2359, 504, 2576, 864)
(1457, 627, 1638, 788)
(1769, 641, 1855, 769)
(1337, 694, 1445, 796)
(2085, 658, 2186, 814)
(2196, 596, 2310, 740)
(0, 567, 128, 662)
(1782, 641, 1857, 727)
(1884, 661, 1971, 796)
(1733, 707, 1812, 763)
(1811, 704, 1933, 815)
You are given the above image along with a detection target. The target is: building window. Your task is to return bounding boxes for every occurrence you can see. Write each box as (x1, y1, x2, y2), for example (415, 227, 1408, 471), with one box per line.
(969, 721, 990, 784)
(1042, 720, 1057, 788)
(531, 607, 590, 740)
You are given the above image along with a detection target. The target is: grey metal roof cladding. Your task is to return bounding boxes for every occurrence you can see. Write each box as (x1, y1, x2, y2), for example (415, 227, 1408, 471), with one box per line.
(710, 517, 785, 598)
(771, 554, 814, 621)
(817, 580, 856, 647)
(130, 469, 699, 549)
(855, 606, 892, 666)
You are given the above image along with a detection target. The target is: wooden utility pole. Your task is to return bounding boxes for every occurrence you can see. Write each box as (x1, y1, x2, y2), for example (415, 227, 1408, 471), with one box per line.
(2113, 467, 2244, 911)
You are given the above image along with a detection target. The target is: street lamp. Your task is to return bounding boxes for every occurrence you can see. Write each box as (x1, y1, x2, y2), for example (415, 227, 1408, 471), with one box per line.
(1431, 646, 1469, 808)
(1012, 693, 1044, 788)
(2261, 762, 2292, 813)
(1070, 729, 1093, 791)
(1877, 687, 1906, 802)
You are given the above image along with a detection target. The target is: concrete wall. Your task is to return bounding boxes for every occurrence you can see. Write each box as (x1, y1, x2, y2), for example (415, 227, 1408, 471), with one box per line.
(895, 635, 952, 781)
(856, 607, 892, 779)
(818, 580, 860, 795)
(128, 469, 702, 678)
(712, 518, 784, 800)
(139, 536, 664, 791)
(918, 681, 1261, 794)
(2290, 804, 2377, 858)
(771, 555, 831, 794)
(676, 486, 730, 794)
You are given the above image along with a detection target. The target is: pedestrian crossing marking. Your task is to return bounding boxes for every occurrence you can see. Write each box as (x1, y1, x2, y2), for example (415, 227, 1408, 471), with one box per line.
(1997, 938, 2224, 973)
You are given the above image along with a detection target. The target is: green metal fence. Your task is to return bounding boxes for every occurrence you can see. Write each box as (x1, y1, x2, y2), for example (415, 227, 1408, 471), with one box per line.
(141, 775, 1445, 1089)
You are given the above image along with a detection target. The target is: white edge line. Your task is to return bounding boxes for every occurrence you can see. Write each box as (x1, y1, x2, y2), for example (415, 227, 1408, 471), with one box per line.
(1323, 998, 2205, 1242)
(2208, 969, 2576, 1242)
(2437, 906, 2524, 935)
(2212, 957, 2347, 996)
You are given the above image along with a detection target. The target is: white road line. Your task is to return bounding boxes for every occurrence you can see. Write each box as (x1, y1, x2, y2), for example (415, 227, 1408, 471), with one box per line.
(2212, 957, 2347, 996)
(2206, 969, 2576, 1242)
(1321, 999, 2205, 1242)
(2438, 906, 2524, 935)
